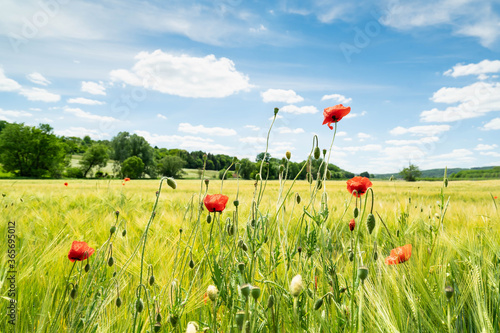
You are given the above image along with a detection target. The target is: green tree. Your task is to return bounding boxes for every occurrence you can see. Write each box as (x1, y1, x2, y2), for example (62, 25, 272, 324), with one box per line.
(111, 132, 155, 177)
(360, 171, 370, 178)
(79, 144, 109, 177)
(400, 163, 421, 181)
(0, 123, 67, 177)
(121, 156, 145, 179)
(256, 152, 271, 163)
(158, 155, 186, 178)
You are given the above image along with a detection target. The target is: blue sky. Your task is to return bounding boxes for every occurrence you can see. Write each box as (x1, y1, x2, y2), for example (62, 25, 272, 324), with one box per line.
(1, 0, 500, 174)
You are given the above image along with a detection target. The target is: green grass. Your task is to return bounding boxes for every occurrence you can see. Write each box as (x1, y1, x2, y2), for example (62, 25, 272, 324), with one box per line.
(0, 178, 499, 332)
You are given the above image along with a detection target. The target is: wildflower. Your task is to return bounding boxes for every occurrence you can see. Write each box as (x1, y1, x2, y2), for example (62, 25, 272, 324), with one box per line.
(186, 321, 199, 333)
(495, 196, 498, 199)
(64, 182, 68, 187)
(349, 218, 355, 232)
(346, 176, 372, 197)
(290, 274, 303, 297)
(204, 194, 229, 212)
(124, 177, 131, 182)
(322, 104, 351, 129)
(68, 241, 95, 262)
(207, 285, 218, 302)
(385, 244, 412, 265)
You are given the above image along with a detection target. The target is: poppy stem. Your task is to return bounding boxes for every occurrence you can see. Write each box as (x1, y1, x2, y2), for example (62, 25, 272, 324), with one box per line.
(322, 122, 337, 191)
(49, 261, 77, 331)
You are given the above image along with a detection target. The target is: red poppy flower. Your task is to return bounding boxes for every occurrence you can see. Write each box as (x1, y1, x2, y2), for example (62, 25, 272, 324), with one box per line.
(64, 182, 68, 187)
(385, 244, 412, 265)
(124, 178, 131, 182)
(346, 176, 372, 197)
(204, 194, 229, 212)
(349, 218, 355, 231)
(495, 196, 498, 199)
(322, 104, 351, 129)
(68, 241, 95, 262)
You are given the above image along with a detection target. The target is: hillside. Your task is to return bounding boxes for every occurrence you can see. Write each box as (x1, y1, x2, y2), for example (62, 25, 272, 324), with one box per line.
(374, 166, 500, 180)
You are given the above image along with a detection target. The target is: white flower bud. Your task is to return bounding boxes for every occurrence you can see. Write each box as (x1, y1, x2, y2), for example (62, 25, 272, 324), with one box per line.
(290, 274, 303, 297)
(186, 321, 198, 333)
(207, 285, 218, 302)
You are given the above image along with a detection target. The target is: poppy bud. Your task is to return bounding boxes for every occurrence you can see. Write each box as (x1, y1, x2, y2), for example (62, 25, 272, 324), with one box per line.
(279, 164, 285, 173)
(314, 146, 321, 160)
(326, 169, 331, 180)
(314, 298, 324, 310)
(250, 219, 256, 227)
(205, 178, 209, 187)
(156, 313, 162, 323)
(203, 154, 207, 161)
(113, 272, 117, 277)
(108, 257, 114, 267)
(136, 298, 144, 313)
(206, 214, 212, 224)
(179, 228, 183, 234)
(235, 311, 245, 330)
(274, 107, 279, 116)
(353, 207, 359, 218)
(110, 226, 116, 235)
(1, 193, 5, 197)
(357, 266, 369, 281)
(267, 294, 275, 309)
(297, 246, 302, 254)
(149, 275, 155, 286)
(240, 284, 251, 298)
(349, 251, 354, 262)
(227, 224, 235, 236)
(189, 259, 194, 269)
(389, 175, 394, 181)
(167, 177, 177, 190)
(316, 180, 322, 190)
(122, 229, 127, 237)
(115, 211, 120, 217)
(238, 262, 245, 273)
(240, 242, 248, 252)
(116, 297, 122, 307)
(235, 163, 240, 172)
(366, 213, 376, 234)
(85, 263, 90, 272)
(339, 287, 347, 293)
(233, 200, 239, 207)
(445, 286, 454, 300)
(207, 285, 218, 301)
(307, 173, 313, 184)
(154, 322, 161, 332)
(296, 194, 301, 204)
(286, 151, 291, 160)
(168, 315, 178, 326)
(255, 173, 261, 181)
(251, 286, 261, 300)
(70, 288, 77, 299)
(290, 275, 303, 297)
(349, 219, 355, 232)
(322, 149, 327, 156)
(373, 251, 378, 261)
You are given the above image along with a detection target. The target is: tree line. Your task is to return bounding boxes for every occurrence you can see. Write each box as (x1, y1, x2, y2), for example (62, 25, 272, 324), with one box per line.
(0, 121, 355, 180)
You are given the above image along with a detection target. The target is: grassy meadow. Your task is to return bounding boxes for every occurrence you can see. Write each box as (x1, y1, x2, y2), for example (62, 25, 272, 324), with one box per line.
(1, 177, 500, 332)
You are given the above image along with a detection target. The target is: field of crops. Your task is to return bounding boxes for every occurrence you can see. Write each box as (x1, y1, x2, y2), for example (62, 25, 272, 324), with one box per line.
(1, 177, 499, 332)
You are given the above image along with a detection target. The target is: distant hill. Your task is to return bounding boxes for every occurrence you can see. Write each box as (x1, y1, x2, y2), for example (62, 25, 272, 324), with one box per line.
(373, 166, 500, 180)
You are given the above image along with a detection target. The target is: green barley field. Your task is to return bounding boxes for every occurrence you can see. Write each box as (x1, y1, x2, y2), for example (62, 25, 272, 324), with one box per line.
(1, 177, 500, 332)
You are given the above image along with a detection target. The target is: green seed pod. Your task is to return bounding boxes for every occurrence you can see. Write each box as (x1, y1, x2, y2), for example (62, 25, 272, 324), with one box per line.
(113, 271, 117, 277)
(166, 177, 177, 190)
(373, 251, 378, 261)
(227, 224, 235, 236)
(357, 266, 369, 281)
(314, 146, 321, 160)
(286, 151, 291, 160)
(108, 257, 114, 267)
(326, 169, 331, 180)
(250, 219, 256, 227)
(267, 295, 275, 309)
(241, 242, 248, 252)
(206, 214, 212, 224)
(274, 107, 279, 116)
(349, 251, 354, 262)
(116, 297, 122, 307)
(149, 275, 155, 286)
(85, 263, 90, 272)
(122, 229, 127, 237)
(70, 288, 77, 299)
(168, 314, 178, 326)
(255, 173, 261, 181)
(314, 298, 324, 310)
(154, 322, 161, 332)
(235, 311, 245, 330)
(353, 207, 359, 218)
(189, 259, 194, 269)
(156, 313, 162, 323)
(296, 194, 301, 204)
(136, 298, 144, 313)
(234, 200, 239, 207)
(307, 172, 313, 184)
(251, 286, 261, 300)
(396, 229, 400, 237)
(204, 178, 209, 187)
(366, 213, 376, 234)
(238, 262, 245, 273)
(279, 164, 285, 173)
(445, 286, 454, 300)
(240, 284, 251, 298)
(110, 226, 116, 235)
(339, 287, 347, 293)
(316, 179, 322, 190)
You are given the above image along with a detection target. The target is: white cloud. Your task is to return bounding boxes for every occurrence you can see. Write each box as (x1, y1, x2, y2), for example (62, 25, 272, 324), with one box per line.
(390, 125, 450, 136)
(385, 136, 440, 146)
(55, 127, 110, 139)
(474, 143, 498, 151)
(245, 125, 260, 131)
(345, 111, 367, 119)
(337, 144, 383, 152)
(29, 108, 42, 112)
(336, 131, 347, 137)
(26, 72, 51, 86)
(280, 105, 319, 114)
(250, 24, 267, 33)
(480, 151, 500, 157)
(357, 132, 371, 140)
(277, 126, 304, 134)
(64, 107, 117, 122)
(421, 82, 500, 122)
(0, 68, 21, 92)
(428, 149, 475, 163)
(0, 108, 32, 121)
(19, 88, 60, 102)
(239, 136, 266, 144)
(110, 50, 252, 98)
(67, 97, 106, 105)
(444, 60, 500, 77)
(81, 81, 106, 96)
(157, 114, 167, 120)
(321, 93, 352, 104)
(261, 89, 304, 103)
(135, 130, 232, 153)
(178, 122, 237, 136)
(482, 118, 500, 130)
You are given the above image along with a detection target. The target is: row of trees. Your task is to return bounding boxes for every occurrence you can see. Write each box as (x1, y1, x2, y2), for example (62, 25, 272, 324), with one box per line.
(0, 121, 355, 179)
